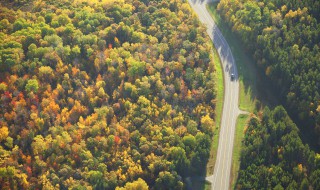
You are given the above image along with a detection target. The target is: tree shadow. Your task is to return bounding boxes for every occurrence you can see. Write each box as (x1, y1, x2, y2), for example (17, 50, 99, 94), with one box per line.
(186, 176, 212, 190)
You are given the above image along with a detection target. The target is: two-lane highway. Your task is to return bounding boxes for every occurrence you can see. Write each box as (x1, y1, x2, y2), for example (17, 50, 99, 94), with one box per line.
(188, 0, 241, 189)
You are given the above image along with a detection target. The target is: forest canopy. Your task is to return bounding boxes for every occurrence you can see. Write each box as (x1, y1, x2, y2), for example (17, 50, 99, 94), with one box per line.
(237, 106, 320, 189)
(0, 0, 217, 189)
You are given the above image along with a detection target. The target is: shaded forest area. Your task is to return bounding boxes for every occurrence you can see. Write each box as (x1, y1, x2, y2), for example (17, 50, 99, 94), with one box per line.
(237, 107, 320, 189)
(217, 0, 320, 144)
(0, 0, 217, 189)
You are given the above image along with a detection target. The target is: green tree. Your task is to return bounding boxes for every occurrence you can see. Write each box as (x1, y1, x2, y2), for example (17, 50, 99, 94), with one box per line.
(128, 59, 146, 78)
(32, 135, 46, 156)
(25, 79, 39, 93)
(155, 171, 183, 190)
(167, 147, 190, 177)
(87, 170, 108, 189)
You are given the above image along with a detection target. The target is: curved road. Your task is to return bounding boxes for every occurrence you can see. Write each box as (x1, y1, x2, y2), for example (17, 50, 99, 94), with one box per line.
(188, 0, 242, 189)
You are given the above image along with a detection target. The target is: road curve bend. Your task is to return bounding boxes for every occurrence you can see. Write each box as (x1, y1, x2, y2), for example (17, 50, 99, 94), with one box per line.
(188, 0, 241, 189)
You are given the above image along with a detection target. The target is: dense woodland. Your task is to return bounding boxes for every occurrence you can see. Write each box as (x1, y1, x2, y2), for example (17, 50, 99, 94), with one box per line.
(237, 107, 320, 189)
(0, 0, 217, 189)
(217, 0, 320, 143)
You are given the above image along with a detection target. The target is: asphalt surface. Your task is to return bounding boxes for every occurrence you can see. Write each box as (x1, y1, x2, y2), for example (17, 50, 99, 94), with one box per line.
(187, 0, 242, 189)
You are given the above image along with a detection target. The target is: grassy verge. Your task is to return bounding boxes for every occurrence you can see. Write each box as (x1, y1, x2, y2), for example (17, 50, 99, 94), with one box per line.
(206, 45, 224, 176)
(231, 114, 248, 189)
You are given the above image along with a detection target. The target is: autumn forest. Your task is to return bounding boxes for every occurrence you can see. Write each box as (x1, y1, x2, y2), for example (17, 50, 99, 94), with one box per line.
(0, 0, 217, 189)
(1, 0, 320, 189)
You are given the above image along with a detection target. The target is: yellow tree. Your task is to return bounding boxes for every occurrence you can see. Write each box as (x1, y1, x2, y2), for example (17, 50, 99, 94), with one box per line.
(200, 114, 215, 134)
(0, 126, 9, 141)
(116, 178, 149, 190)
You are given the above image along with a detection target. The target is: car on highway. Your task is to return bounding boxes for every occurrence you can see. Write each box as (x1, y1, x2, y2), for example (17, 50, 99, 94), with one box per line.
(231, 73, 235, 81)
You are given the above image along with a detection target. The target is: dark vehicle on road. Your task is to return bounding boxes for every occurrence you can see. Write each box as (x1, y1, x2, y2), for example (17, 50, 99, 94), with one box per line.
(231, 73, 235, 81)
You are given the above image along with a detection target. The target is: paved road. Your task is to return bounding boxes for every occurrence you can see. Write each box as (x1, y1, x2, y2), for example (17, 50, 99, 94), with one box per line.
(188, 0, 242, 189)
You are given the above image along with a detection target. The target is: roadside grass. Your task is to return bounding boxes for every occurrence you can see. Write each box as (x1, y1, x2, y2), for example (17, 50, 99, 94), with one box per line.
(206, 45, 224, 177)
(230, 114, 249, 189)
